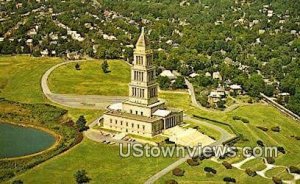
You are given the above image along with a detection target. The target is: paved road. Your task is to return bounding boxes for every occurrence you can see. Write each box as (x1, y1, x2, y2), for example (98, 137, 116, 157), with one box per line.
(144, 115, 235, 184)
(185, 78, 246, 113)
(185, 78, 204, 109)
(41, 60, 127, 109)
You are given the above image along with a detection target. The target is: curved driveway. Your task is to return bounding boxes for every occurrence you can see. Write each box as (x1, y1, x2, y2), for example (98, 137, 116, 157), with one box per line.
(41, 60, 127, 109)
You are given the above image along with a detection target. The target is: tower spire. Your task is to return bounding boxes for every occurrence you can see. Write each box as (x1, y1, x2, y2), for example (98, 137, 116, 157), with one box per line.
(136, 27, 146, 49)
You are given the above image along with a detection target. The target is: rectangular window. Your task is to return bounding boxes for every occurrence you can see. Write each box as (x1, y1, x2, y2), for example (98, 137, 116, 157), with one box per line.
(121, 121, 123, 126)
(132, 123, 134, 128)
(143, 125, 145, 130)
(141, 112, 143, 116)
(110, 119, 112, 123)
(137, 124, 140, 129)
(115, 120, 117, 124)
(126, 122, 128, 126)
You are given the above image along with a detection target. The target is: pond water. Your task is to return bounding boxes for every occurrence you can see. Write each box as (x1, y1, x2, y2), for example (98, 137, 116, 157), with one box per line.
(0, 123, 56, 158)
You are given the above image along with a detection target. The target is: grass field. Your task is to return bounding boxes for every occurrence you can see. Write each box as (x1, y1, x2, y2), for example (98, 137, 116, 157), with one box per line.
(160, 92, 300, 167)
(48, 60, 131, 96)
(1, 55, 299, 183)
(156, 159, 272, 184)
(265, 167, 294, 180)
(0, 55, 62, 103)
(8, 138, 176, 184)
(0, 55, 102, 123)
(240, 158, 266, 171)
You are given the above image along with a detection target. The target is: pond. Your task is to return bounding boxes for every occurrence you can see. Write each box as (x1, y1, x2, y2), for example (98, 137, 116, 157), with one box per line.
(0, 123, 56, 159)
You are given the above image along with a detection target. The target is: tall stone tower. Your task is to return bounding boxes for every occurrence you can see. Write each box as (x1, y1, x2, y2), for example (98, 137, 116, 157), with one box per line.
(128, 27, 158, 105)
(103, 27, 183, 137)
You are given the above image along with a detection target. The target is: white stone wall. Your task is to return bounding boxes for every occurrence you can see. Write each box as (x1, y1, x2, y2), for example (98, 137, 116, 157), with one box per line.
(103, 114, 163, 137)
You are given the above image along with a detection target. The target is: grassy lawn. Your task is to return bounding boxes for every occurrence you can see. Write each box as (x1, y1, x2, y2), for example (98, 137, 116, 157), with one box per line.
(1, 55, 299, 183)
(48, 60, 131, 96)
(240, 158, 266, 171)
(160, 91, 300, 168)
(8, 138, 177, 184)
(0, 55, 102, 123)
(156, 159, 272, 184)
(265, 167, 294, 180)
(0, 55, 62, 103)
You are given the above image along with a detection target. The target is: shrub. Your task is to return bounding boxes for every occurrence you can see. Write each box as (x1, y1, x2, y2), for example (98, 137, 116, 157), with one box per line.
(233, 116, 249, 123)
(256, 126, 268, 131)
(75, 63, 80, 70)
(232, 116, 241, 120)
(101, 59, 109, 73)
(219, 155, 225, 159)
(289, 166, 300, 174)
(199, 154, 206, 160)
(12, 180, 23, 184)
(172, 168, 185, 176)
(266, 157, 275, 164)
(165, 179, 178, 184)
(257, 140, 264, 147)
(222, 161, 233, 169)
(204, 167, 217, 174)
(74, 170, 91, 184)
(271, 126, 280, 132)
(245, 168, 257, 177)
(187, 159, 200, 166)
(277, 147, 286, 154)
(272, 176, 283, 184)
(223, 177, 236, 183)
(241, 118, 249, 123)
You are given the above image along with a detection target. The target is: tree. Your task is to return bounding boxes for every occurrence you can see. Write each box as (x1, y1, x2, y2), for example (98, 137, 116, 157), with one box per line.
(74, 170, 91, 184)
(101, 60, 109, 73)
(173, 76, 186, 89)
(76, 115, 88, 132)
(216, 100, 225, 109)
(75, 63, 81, 70)
(287, 90, 300, 116)
(158, 76, 171, 89)
(195, 74, 213, 87)
(32, 50, 41, 57)
(264, 84, 275, 97)
(245, 74, 265, 97)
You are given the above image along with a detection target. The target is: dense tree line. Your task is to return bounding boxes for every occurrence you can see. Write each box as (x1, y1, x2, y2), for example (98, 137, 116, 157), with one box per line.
(0, 0, 299, 114)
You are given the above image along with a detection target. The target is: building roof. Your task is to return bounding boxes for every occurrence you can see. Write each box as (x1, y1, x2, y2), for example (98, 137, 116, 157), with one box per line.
(104, 110, 161, 123)
(189, 73, 199, 78)
(160, 70, 176, 79)
(209, 91, 221, 98)
(230, 84, 242, 90)
(153, 109, 171, 117)
(212, 72, 222, 80)
(108, 103, 122, 111)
